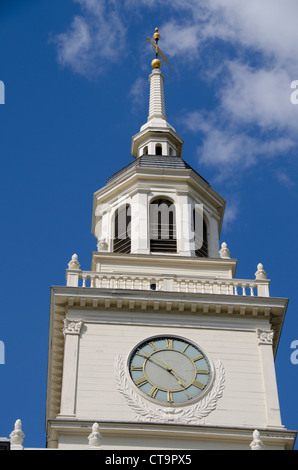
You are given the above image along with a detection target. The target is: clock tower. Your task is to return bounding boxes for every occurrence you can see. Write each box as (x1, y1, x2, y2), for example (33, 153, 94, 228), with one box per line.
(45, 29, 296, 450)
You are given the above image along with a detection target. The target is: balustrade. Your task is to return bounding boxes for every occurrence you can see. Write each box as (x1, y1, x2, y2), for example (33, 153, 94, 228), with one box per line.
(66, 270, 269, 297)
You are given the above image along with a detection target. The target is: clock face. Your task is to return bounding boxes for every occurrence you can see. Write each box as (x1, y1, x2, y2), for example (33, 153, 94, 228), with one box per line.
(128, 335, 212, 405)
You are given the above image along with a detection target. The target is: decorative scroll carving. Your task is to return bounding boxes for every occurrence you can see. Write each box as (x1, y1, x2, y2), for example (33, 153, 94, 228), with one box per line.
(257, 329, 274, 345)
(63, 319, 83, 336)
(115, 355, 225, 425)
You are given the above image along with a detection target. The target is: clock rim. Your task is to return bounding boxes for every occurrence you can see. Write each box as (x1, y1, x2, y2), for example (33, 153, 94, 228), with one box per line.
(126, 334, 215, 408)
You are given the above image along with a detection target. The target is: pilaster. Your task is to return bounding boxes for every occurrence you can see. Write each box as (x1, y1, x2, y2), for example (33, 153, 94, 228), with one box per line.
(130, 189, 149, 254)
(59, 320, 83, 417)
(208, 211, 220, 258)
(176, 191, 195, 256)
(257, 329, 282, 427)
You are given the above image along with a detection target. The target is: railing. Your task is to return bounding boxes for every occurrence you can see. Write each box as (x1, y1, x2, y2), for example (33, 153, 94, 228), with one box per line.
(66, 270, 270, 297)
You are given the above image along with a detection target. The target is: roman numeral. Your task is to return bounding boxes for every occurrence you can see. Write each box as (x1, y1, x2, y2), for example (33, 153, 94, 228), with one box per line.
(192, 354, 203, 362)
(192, 380, 206, 390)
(148, 386, 159, 398)
(148, 342, 158, 351)
(196, 369, 209, 375)
(134, 376, 148, 387)
(130, 366, 143, 371)
(167, 391, 174, 403)
(166, 339, 173, 349)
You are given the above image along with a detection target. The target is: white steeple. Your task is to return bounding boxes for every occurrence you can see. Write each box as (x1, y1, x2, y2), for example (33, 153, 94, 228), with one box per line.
(131, 28, 183, 159)
(148, 68, 166, 123)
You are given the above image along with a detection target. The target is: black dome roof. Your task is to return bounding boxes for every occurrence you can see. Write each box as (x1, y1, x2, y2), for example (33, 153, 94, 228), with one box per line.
(106, 155, 209, 186)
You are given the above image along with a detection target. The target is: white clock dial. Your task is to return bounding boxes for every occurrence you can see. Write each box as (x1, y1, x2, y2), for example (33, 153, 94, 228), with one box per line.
(128, 336, 212, 405)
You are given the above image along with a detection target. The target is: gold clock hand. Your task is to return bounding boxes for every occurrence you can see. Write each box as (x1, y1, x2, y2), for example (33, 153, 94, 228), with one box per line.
(136, 351, 171, 371)
(137, 350, 187, 387)
(168, 369, 187, 387)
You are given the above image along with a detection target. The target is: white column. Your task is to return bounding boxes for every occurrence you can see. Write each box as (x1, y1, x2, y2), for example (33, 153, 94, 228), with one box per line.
(208, 212, 220, 258)
(176, 192, 194, 256)
(130, 190, 149, 254)
(59, 320, 83, 417)
(257, 329, 282, 427)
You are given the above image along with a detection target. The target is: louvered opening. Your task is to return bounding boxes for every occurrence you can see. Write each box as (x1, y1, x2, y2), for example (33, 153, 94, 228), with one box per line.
(113, 205, 131, 254)
(193, 208, 208, 257)
(150, 199, 177, 253)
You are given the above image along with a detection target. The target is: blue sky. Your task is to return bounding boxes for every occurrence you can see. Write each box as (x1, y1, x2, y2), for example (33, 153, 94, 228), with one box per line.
(0, 0, 298, 448)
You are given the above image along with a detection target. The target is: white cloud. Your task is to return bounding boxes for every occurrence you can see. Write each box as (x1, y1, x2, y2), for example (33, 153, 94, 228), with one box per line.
(54, 16, 92, 75)
(161, 0, 298, 185)
(128, 77, 148, 113)
(220, 62, 298, 132)
(206, 0, 298, 66)
(52, 0, 126, 78)
(222, 200, 239, 232)
(274, 169, 295, 188)
(157, 0, 298, 68)
(160, 22, 201, 58)
(182, 110, 295, 181)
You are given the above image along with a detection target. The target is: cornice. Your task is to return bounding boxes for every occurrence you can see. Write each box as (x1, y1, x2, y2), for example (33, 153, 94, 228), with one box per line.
(51, 285, 287, 347)
(47, 418, 296, 450)
(93, 166, 225, 207)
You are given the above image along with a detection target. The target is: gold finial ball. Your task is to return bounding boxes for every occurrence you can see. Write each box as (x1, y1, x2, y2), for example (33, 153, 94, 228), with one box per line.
(151, 58, 161, 69)
(153, 27, 160, 41)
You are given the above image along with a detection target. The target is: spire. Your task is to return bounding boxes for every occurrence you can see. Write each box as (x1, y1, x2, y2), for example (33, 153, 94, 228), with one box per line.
(148, 68, 166, 123)
(146, 27, 173, 124)
(131, 28, 183, 159)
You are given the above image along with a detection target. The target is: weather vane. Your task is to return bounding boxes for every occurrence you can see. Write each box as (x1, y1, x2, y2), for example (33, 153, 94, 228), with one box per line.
(146, 28, 174, 70)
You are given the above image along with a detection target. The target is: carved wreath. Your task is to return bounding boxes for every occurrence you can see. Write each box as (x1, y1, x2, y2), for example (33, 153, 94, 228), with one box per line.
(115, 355, 225, 424)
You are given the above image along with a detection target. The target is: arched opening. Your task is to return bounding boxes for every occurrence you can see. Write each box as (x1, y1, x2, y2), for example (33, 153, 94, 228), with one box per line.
(156, 144, 162, 155)
(113, 204, 131, 253)
(193, 207, 208, 257)
(150, 198, 176, 253)
(143, 146, 148, 155)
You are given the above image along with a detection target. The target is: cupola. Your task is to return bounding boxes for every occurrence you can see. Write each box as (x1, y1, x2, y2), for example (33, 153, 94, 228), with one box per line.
(92, 28, 225, 260)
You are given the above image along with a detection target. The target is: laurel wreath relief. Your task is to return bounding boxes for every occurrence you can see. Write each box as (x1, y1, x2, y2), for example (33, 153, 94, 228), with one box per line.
(115, 355, 225, 424)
